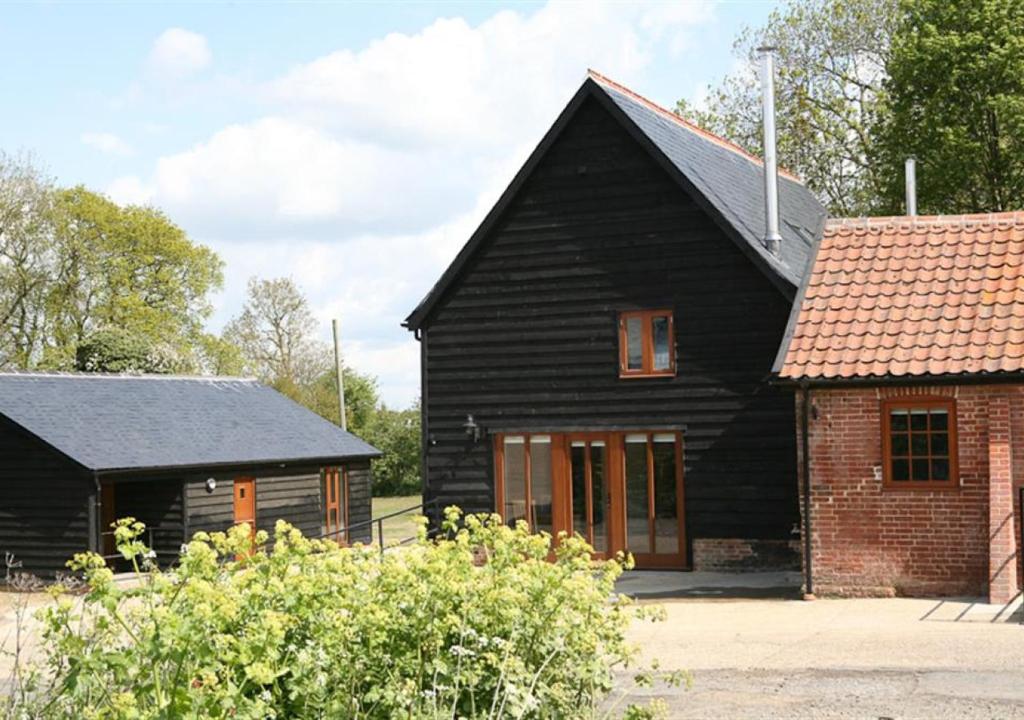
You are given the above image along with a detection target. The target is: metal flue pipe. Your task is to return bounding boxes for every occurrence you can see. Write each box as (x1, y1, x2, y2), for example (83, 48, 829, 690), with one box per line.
(759, 46, 782, 256)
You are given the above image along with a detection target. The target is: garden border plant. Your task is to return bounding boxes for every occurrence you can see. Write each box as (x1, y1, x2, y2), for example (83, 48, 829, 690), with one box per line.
(1, 507, 686, 719)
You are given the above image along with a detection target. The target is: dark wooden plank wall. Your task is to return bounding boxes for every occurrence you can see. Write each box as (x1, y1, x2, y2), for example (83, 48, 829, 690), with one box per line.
(420, 96, 798, 544)
(0, 421, 92, 577)
(346, 462, 373, 544)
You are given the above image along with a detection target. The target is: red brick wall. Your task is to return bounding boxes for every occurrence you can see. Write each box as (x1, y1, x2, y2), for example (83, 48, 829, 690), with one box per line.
(797, 385, 1024, 599)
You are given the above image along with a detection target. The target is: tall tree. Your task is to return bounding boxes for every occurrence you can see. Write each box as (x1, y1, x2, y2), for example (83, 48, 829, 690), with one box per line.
(873, 0, 1024, 213)
(44, 187, 223, 368)
(223, 277, 331, 389)
(676, 0, 898, 216)
(0, 153, 55, 368)
(222, 276, 379, 431)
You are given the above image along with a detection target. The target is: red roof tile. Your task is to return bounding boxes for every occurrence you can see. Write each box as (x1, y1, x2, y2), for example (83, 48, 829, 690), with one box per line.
(777, 212, 1024, 380)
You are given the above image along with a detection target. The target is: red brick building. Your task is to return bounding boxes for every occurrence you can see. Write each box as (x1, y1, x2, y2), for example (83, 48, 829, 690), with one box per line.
(775, 213, 1024, 604)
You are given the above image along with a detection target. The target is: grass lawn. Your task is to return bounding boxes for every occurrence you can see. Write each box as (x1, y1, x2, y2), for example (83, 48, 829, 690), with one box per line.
(371, 495, 424, 546)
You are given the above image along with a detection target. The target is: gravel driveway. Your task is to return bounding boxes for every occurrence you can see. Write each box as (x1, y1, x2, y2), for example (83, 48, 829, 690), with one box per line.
(621, 590, 1024, 719)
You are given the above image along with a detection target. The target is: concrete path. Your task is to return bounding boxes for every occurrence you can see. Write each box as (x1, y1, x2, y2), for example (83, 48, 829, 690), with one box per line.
(619, 573, 1024, 718)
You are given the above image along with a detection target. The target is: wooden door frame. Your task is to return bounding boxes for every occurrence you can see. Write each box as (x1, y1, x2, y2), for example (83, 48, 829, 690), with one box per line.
(323, 466, 349, 544)
(622, 431, 687, 569)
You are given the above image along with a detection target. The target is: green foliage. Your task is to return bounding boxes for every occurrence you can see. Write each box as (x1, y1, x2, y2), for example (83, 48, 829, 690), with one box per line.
(300, 365, 381, 433)
(873, 0, 1024, 213)
(3, 510, 679, 719)
(0, 167, 224, 371)
(676, 0, 898, 215)
(365, 403, 422, 496)
(74, 326, 184, 374)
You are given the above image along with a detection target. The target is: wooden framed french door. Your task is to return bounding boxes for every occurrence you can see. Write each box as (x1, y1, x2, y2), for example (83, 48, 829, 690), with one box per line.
(494, 431, 686, 569)
(620, 432, 686, 568)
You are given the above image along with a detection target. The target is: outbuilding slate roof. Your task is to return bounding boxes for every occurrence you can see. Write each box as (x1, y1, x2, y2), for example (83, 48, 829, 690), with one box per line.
(404, 70, 826, 329)
(0, 373, 380, 473)
(775, 212, 1024, 380)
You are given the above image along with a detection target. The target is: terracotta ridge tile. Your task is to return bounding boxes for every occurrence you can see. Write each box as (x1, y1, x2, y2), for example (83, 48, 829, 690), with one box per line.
(825, 211, 1024, 233)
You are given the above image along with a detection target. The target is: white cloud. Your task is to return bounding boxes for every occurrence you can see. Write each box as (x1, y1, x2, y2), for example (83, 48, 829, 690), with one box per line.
(114, 1, 718, 406)
(80, 131, 133, 156)
(147, 28, 211, 79)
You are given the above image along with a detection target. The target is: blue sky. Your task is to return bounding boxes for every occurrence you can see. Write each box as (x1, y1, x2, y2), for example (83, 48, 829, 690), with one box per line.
(1, 1, 779, 406)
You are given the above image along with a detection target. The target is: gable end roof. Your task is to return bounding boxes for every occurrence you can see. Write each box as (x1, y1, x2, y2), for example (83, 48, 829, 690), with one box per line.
(0, 373, 381, 473)
(404, 70, 826, 331)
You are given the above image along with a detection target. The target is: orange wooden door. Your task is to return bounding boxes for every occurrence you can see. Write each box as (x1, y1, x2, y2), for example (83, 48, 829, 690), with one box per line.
(233, 477, 256, 531)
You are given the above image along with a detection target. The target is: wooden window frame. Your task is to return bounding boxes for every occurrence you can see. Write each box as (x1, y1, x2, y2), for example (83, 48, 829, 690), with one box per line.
(881, 397, 959, 490)
(618, 309, 676, 378)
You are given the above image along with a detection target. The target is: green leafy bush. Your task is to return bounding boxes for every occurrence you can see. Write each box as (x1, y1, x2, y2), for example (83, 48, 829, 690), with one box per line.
(4, 508, 677, 719)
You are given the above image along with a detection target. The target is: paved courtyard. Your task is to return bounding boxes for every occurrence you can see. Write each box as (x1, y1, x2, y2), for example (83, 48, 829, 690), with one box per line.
(619, 571, 1024, 719)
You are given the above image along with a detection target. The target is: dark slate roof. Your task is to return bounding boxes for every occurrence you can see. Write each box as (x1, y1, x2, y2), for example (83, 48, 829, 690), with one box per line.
(404, 70, 826, 330)
(0, 373, 381, 472)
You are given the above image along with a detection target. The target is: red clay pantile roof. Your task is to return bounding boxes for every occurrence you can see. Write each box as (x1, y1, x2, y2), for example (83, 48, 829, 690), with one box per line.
(776, 212, 1024, 380)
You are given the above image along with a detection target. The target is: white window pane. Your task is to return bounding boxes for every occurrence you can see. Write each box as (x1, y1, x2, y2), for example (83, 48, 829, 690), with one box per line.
(652, 315, 671, 370)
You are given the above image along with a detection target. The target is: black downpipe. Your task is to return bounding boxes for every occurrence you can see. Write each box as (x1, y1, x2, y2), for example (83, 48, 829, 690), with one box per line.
(800, 384, 815, 599)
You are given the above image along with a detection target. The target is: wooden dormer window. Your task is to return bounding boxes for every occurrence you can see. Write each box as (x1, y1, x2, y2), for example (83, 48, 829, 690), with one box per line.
(619, 310, 675, 378)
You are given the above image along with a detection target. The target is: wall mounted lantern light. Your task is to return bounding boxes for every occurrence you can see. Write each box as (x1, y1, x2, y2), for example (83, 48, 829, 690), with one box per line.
(205, 477, 217, 494)
(463, 414, 482, 443)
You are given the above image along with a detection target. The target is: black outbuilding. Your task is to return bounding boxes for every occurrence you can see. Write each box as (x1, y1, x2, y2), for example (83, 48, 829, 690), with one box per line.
(0, 372, 380, 575)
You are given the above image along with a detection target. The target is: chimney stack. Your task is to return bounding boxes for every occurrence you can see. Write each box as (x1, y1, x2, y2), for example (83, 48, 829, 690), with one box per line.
(905, 157, 917, 216)
(759, 46, 782, 256)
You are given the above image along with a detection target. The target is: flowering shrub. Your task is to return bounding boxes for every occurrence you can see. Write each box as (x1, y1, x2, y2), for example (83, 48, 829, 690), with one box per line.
(3, 508, 678, 719)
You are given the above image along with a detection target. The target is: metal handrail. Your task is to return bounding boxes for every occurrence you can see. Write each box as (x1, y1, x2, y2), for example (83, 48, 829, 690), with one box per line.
(320, 498, 441, 557)
(100, 524, 185, 561)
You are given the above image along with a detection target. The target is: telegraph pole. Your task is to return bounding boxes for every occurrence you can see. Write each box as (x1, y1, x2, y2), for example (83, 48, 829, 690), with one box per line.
(332, 318, 347, 431)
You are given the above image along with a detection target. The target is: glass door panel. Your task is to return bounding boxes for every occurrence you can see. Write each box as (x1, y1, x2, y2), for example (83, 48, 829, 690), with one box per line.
(624, 435, 652, 554)
(590, 442, 607, 554)
(529, 436, 553, 534)
(568, 438, 609, 556)
(652, 435, 679, 555)
(502, 436, 527, 526)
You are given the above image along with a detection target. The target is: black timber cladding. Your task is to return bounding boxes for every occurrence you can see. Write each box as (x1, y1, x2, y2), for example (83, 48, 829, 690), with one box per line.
(0, 418, 92, 576)
(405, 74, 825, 330)
(417, 95, 803, 542)
(184, 461, 373, 544)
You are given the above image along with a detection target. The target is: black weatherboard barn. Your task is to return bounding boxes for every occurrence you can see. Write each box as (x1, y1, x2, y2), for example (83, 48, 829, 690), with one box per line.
(0, 373, 379, 575)
(405, 71, 825, 570)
